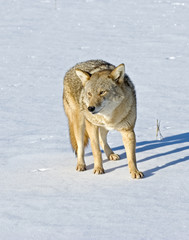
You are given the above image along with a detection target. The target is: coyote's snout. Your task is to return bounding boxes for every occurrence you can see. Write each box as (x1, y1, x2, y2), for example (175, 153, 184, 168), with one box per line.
(88, 106, 95, 113)
(63, 59, 143, 179)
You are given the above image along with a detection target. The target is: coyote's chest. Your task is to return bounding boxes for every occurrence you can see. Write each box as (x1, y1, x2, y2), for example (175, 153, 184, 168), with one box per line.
(83, 109, 119, 130)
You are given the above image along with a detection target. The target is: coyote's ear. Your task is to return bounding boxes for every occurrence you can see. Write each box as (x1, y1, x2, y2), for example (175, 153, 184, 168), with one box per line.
(110, 64, 125, 84)
(75, 69, 91, 85)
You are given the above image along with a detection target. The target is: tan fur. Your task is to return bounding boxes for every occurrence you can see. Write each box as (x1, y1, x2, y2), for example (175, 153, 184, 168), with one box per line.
(63, 60, 143, 178)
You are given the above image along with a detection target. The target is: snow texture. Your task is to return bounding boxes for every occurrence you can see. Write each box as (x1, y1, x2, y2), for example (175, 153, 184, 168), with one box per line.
(0, 0, 189, 239)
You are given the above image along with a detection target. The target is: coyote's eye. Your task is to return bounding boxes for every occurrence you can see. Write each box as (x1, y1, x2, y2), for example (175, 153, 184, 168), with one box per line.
(87, 92, 92, 97)
(99, 91, 106, 96)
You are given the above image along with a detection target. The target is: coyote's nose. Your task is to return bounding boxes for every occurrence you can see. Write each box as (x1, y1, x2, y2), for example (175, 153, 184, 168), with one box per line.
(88, 106, 95, 112)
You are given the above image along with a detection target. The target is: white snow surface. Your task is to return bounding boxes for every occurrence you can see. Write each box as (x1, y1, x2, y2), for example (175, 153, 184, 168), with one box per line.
(0, 0, 189, 239)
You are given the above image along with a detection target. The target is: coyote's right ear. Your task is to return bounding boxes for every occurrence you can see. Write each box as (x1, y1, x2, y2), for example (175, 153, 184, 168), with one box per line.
(75, 69, 91, 85)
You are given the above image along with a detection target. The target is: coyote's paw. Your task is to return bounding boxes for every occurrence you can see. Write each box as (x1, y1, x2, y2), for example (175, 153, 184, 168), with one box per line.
(130, 170, 144, 179)
(76, 163, 86, 171)
(109, 153, 120, 161)
(93, 167, 105, 174)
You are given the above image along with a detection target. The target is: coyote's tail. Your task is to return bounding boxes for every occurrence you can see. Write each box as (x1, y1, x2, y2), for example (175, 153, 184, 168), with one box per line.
(68, 120, 89, 155)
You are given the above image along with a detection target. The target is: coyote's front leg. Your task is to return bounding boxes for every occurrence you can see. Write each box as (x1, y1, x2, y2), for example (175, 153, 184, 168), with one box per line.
(121, 130, 143, 179)
(86, 120, 104, 174)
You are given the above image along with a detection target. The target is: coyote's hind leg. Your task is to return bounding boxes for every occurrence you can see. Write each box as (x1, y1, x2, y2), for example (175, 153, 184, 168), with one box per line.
(99, 127, 120, 161)
(73, 114, 86, 171)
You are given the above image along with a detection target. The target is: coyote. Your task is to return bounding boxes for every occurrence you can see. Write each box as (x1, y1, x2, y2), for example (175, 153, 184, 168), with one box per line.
(63, 60, 143, 179)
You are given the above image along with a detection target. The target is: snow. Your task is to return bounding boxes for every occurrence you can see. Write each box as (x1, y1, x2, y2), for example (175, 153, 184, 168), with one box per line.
(0, 0, 189, 239)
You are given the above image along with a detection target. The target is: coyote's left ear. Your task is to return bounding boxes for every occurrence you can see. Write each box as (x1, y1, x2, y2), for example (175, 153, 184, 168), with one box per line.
(75, 69, 91, 85)
(110, 63, 125, 84)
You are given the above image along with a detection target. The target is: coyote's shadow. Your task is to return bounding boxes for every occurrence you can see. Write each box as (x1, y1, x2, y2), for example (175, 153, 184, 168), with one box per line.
(86, 132, 189, 177)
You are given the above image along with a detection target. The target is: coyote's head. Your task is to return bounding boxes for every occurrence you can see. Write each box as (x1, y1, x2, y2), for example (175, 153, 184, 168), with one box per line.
(76, 64, 126, 117)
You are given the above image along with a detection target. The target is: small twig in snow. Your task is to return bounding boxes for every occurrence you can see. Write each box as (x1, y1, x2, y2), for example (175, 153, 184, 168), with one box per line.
(156, 119, 163, 140)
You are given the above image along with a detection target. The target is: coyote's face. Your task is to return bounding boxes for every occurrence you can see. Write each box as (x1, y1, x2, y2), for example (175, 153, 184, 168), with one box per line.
(76, 64, 125, 117)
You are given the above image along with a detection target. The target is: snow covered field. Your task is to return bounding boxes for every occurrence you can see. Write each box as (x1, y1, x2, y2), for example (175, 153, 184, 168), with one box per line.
(0, 0, 189, 239)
